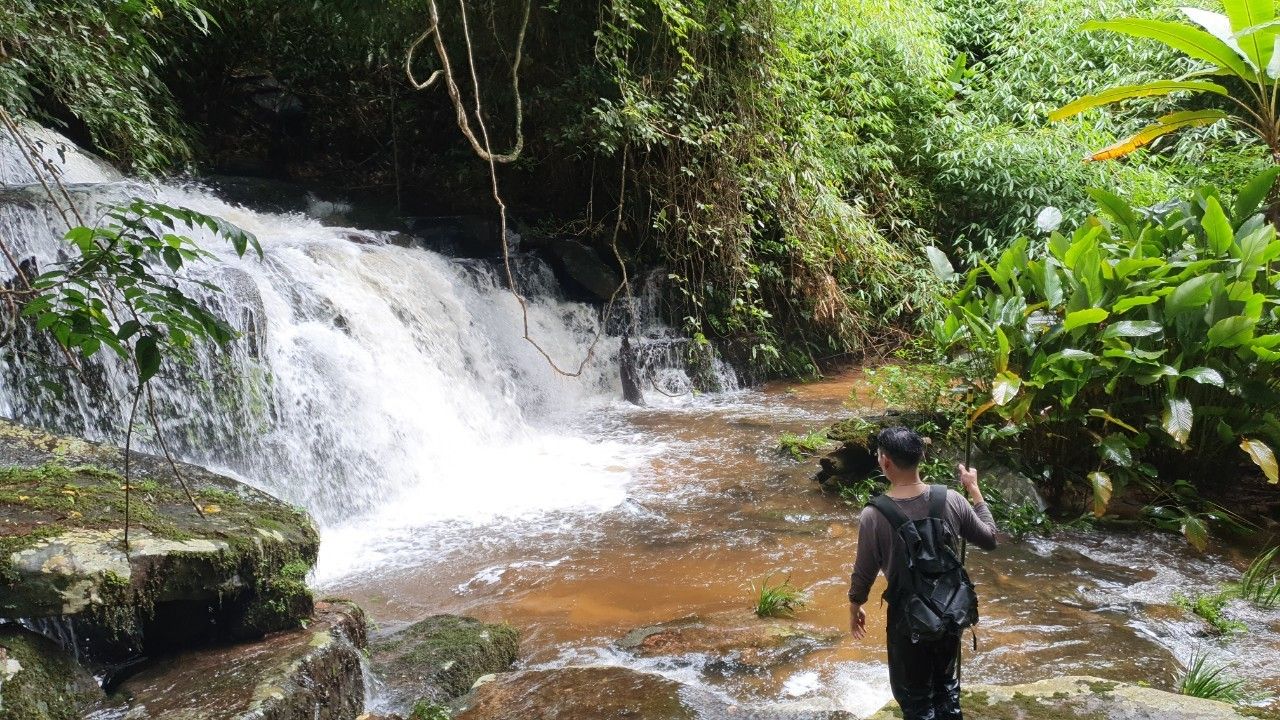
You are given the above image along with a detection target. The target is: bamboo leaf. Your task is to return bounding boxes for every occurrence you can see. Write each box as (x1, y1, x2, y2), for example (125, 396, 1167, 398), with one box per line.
(1087, 110, 1230, 162)
(1050, 80, 1228, 122)
(1241, 438, 1279, 482)
(1083, 19, 1255, 78)
(1163, 396, 1194, 445)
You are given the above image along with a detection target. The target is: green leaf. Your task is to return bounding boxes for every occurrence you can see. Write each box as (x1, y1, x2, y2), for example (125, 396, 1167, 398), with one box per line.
(1166, 273, 1221, 315)
(1206, 315, 1256, 347)
(1240, 438, 1279, 482)
(925, 247, 956, 282)
(1049, 80, 1228, 122)
(1233, 166, 1280, 220)
(1086, 187, 1139, 235)
(136, 335, 161, 384)
(992, 371, 1022, 406)
(1182, 514, 1209, 551)
(1101, 320, 1163, 338)
(1064, 307, 1109, 331)
(116, 320, 142, 340)
(1085, 18, 1256, 76)
(995, 327, 1011, 373)
(1162, 396, 1194, 445)
(1087, 110, 1231, 162)
(1181, 367, 1226, 387)
(1222, 0, 1275, 70)
(1100, 434, 1135, 467)
(1089, 408, 1140, 433)
(1201, 196, 1234, 254)
(1089, 471, 1113, 518)
(1113, 295, 1160, 313)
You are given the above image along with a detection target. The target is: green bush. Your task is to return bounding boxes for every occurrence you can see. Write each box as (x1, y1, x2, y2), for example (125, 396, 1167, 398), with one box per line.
(936, 170, 1280, 540)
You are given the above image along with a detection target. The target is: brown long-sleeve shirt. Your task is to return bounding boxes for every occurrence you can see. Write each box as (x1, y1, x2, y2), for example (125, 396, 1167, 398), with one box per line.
(847, 486, 998, 605)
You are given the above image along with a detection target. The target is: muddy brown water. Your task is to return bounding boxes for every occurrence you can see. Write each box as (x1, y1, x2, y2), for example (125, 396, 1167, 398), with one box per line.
(320, 372, 1280, 715)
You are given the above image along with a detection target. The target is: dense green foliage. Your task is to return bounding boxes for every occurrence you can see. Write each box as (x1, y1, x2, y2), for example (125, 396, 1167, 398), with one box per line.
(0, 0, 209, 171)
(7, 0, 1264, 376)
(937, 172, 1280, 538)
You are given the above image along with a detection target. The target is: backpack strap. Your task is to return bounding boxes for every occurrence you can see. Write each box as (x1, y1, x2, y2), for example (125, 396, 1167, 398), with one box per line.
(868, 493, 911, 529)
(927, 484, 948, 520)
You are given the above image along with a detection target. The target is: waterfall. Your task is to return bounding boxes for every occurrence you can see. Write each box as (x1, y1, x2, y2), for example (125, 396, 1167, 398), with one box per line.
(0, 126, 736, 539)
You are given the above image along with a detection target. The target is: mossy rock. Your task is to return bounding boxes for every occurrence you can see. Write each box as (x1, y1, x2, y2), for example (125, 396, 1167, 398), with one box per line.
(618, 610, 841, 674)
(100, 600, 366, 720)
(868, 676, 1264, 720)
(0, 625, 102, 720)
(369, 615, 518, 712)
(0, 418, 319, 656)
(815, 411, 943, 491)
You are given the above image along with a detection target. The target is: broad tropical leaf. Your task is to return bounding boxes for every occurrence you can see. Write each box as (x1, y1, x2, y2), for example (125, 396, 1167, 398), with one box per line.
(1088, 110, 1230, 162)
(1163, 396, 1194, 445)
(1082, 19, 1255, 78)
(1233, 166, 1280, 220)
(1102, 320, 1163, 338)
(1064, 307, 1110, 330)
(1100, 434, 1135, 467)
(1206, 315, 1256, 347)
(1182, 7, 1256, 69)
(1182, 367, 1226, 387)
(1202, 197, 1235, 254)
(1241, 438, 1279, 482)
(1049, 80, 1228, 122)
(1167, 272, 1221, 315)
(992, 370, 1022, 406)
(925, 247, 956, 282)
(1182, 514, 1209, 551)
(1089, 471, 1113, 517)
(1221, 0, 1276, 70)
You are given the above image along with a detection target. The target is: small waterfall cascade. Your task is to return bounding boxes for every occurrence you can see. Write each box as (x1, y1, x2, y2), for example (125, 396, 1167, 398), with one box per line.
(0, 125, 736, 529)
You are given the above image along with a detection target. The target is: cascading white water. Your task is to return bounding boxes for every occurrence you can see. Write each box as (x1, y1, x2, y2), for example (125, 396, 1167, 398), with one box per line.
(0, 127, 735, 559)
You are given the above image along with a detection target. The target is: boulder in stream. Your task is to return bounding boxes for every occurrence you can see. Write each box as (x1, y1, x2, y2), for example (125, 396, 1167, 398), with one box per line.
(618, 611, 842, 674)
(0, 419, 319, 656)
(0, 624, 103, 720)
(868, 675, 1264, 720)
(368, 614, 518, 712)
(95, 600, 366, 720)
(814, 411, 943, 492)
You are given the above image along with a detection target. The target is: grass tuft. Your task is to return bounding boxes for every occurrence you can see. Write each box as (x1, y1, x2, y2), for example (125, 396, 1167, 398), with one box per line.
(1235, 546, 1280, 609)
(1179, 654, 1248, 704)
(753, 574, 807, 618)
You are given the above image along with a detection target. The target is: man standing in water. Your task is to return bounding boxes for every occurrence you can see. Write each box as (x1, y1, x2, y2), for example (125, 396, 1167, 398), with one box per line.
(847, 426, 999, 720)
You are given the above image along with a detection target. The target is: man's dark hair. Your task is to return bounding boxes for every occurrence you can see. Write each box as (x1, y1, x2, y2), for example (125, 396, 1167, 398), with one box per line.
(876, 426, 925, 469)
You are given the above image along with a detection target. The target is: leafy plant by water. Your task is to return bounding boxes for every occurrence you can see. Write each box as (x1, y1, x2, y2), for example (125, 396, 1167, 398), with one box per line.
(937, 169, 1280, 544)
(753, 574, 807, 618)
(1175, 591, 1247, 635)
(1179, 654, 1249, 704)
(1235, 546, 1280, 608)
(777, 430, 831, 460)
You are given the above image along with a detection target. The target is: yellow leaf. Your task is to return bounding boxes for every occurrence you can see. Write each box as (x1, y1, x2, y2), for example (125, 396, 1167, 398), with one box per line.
(17, 495, 29, 502)
(1089, 471, 1113, 518)
(1240, 437, 1279, 483)
(1087, 110, 1228, 162)
(68, 511, 82, 520)
(202, 504, 221, 514)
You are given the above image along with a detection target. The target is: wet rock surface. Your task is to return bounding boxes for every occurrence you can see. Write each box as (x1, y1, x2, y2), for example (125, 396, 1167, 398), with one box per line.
(813, 411, 942, 492)
(868, 676, 1263, 720)
(92, 601, 366, 720)
(0, 419, 318, 655)
(0, 624, 103, 720)
(618, 611, 842, 674)
(452, 666, 703, 720)
(368, 614, 518, 712)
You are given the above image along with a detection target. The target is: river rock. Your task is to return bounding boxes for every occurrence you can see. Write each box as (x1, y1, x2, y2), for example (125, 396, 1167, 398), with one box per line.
(539, 238, 622, 303)
(451, 666, 703, 720)
(94, 600, 365, 720)
(867, 675, 1262, 720)
(368, 614, 518, 712)
(0, 419, 319, 656)
(618, 611, 841, 674)
(0, 625, 103, 720)
(814, 411, 943, 491)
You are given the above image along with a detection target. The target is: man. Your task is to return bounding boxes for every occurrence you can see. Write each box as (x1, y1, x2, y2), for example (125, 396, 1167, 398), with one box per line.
(847, 426, 998, 720)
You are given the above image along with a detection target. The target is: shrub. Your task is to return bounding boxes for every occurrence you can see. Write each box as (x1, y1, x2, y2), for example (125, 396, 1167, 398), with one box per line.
(777, 430, 831, 460)
(936, 169, 1280, 542)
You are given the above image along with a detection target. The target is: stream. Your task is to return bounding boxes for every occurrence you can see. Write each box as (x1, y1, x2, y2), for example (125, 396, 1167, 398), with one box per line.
(2, 126, 1279, 717)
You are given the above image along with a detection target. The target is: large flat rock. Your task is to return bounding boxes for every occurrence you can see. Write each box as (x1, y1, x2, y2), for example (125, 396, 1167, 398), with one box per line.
(869, 675, 1269, 720)
(92, 601, 366, 720)
(0, 419, 319, 653)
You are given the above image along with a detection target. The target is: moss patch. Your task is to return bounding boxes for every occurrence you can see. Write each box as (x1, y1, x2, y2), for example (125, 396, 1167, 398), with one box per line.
(0, 418, 320, 653)
(0, 626, 102, 720)
(371, 615, 518, 709)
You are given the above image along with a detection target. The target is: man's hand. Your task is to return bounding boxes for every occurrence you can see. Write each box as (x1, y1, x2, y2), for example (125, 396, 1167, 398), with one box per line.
(849, 602, 866, 640)
(957, 463, 984, 504)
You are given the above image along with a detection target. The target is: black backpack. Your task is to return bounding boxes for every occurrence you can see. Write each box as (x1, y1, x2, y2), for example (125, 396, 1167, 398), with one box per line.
(869, 485, 978, 643)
